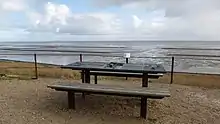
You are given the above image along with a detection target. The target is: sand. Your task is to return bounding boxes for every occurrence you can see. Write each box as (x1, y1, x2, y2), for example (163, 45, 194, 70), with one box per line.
(0, 78, 220, 124)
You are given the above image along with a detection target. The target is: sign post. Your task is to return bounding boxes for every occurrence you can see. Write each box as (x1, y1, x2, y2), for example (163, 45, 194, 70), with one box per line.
(124, 53, 131, 80)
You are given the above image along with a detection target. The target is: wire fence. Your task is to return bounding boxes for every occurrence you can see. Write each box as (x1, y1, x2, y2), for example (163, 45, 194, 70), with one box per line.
(1, 53, 220, 84)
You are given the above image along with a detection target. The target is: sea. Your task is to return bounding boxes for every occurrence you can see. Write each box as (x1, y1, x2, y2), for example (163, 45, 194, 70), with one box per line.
(1, 41, 220, 74)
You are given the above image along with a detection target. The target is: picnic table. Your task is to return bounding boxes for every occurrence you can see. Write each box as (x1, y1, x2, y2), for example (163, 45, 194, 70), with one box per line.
(55, 61, 168, 119)
(61, 62, 166, 87)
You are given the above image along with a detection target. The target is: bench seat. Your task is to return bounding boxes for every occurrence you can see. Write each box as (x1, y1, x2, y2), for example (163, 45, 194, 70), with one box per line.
(47, 83, 170, 119)
(48, 83, 170, 98)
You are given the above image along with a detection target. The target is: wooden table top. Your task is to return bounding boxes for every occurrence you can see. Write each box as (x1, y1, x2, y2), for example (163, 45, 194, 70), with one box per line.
(61, 61, 167, 73)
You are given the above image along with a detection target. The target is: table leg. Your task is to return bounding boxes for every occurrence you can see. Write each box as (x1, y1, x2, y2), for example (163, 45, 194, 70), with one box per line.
(140, 73, 148, 119)
(142, 73, 148, 87)
(81, 70, 85, 98)
(83, 70, 90, 98)
(94, 75, 97, 84)
(81, 70, 85, 83)
(84, 70, 90, 84)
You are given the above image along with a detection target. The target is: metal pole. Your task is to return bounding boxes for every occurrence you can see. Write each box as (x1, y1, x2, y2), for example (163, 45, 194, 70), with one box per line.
(34, 54, 38, 79)
(80, 54, 83, 62)
(170, 57, 174, 84)
(126, 58, 129, 64)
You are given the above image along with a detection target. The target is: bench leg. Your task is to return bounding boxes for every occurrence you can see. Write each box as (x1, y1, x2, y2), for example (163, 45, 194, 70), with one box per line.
(68, 91, 75, 109)
(140, 73, 148, 119)
(140, 97, 147, 119)
(94, 75, 97, 84)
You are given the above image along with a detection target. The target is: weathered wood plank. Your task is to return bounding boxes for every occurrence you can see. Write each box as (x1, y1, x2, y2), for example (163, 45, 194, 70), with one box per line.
(47, 83, 170, 98)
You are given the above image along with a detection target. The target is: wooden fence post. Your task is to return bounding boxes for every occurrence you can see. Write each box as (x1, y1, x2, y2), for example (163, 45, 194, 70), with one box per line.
(34, 53, 38, 79)
(170, 57, 174, 84)
(80, 54, 84, 83)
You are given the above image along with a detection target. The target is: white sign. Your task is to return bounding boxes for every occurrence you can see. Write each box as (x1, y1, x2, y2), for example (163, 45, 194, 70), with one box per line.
(124, 53, 131, 58)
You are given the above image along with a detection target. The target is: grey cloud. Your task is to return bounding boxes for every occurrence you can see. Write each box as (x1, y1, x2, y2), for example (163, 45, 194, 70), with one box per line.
(27, 14, 121, 35)
(92, 0, 220, 17)
(163, 0, 220, 17)
(2, 0, 220, 41)
(25, 2, 123, 35)
(58, 16, 104, 34)
(27, 0, 48, 11)
(91, 0, 139, 7)
(92, 0, 220, 40)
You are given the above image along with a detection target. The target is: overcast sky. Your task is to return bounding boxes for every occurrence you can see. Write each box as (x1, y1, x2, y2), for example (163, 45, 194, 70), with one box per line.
(0, 0, 220, 41)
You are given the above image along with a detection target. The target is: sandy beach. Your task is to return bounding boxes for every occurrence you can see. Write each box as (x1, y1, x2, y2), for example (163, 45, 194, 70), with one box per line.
(0, 78, 220, 124)
(0, 60, 220, 123)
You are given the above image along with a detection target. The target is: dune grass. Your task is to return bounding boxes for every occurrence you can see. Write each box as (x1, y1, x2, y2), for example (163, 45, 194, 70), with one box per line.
(0, 60, 220, 88)
(0, 60, 80, 80)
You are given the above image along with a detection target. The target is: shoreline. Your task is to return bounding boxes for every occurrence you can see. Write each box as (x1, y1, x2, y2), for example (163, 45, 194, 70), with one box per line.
(162, 47, 220, 50)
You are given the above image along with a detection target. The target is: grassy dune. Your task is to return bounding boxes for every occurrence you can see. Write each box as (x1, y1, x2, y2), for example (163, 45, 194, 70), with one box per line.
(0, 60, 220, 88)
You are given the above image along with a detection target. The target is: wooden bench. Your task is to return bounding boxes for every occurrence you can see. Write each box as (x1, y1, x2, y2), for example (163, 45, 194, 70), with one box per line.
(81, 71, 164, 84)
(47, 83, 170, 119)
